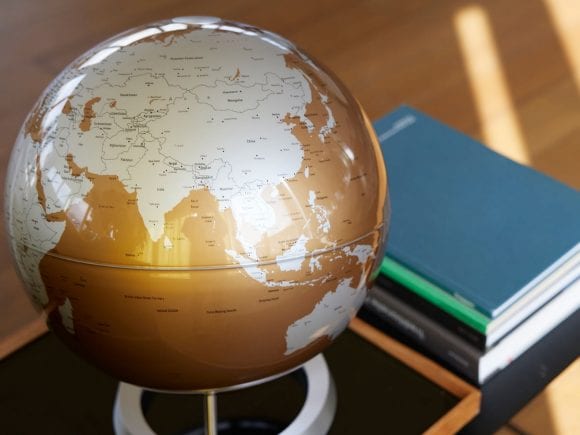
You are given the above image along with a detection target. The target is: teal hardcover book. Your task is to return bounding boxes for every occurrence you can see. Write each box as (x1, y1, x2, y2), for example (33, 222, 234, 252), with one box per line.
(373, 106, 580, 324)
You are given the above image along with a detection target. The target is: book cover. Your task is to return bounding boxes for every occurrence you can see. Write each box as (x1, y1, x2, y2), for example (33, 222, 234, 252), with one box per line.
(374, 106, 580, 318)
(363, 279, 579, 384)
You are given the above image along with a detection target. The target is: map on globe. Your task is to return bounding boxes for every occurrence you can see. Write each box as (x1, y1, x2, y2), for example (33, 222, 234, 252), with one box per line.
(5, 18, 387, 390)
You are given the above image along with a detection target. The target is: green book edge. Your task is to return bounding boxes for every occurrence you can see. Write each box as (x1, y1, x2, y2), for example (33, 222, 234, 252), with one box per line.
(380, 256, 490, 333)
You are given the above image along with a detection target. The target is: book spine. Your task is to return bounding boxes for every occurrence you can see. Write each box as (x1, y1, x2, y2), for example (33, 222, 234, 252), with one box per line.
(363, 285, 482, 383)
(376, 274, 488, 350)
(380, 257, 490, 332)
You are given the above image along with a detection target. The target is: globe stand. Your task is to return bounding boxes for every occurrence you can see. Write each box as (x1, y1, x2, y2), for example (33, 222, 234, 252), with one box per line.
(203, 392, 217, 435)
(112, 354, 336, 435)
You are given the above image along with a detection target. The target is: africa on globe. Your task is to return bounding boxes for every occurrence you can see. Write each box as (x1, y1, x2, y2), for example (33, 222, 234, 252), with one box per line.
(5, 17, 389, 391)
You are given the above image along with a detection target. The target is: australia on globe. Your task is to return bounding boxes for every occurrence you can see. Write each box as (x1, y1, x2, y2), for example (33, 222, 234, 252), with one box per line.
(5, 17, 389, 391)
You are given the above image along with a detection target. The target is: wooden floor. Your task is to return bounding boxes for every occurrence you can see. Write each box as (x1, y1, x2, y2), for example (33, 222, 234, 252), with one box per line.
(1, 0, 578, 433)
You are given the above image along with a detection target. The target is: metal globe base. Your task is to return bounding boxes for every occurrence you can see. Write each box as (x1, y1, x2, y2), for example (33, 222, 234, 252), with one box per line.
(113, 354, 336, 435)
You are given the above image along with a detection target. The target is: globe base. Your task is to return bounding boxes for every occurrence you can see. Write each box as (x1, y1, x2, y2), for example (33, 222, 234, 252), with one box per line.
(113, 354, 336, 435)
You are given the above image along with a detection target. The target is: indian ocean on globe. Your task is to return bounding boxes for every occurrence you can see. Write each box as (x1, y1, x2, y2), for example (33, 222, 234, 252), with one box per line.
(4, 17, 389, 391)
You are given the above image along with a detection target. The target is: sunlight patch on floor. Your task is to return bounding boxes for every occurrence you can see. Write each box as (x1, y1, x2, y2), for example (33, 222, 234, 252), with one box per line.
(545, 0, 580, 93)
(454, 5, 530, 164)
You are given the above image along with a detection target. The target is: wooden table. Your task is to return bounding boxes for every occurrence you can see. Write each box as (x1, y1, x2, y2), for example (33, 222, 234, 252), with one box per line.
(2, 0, 579, 432)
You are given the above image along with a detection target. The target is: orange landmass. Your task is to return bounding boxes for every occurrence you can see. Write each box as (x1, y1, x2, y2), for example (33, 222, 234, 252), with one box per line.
(62, 99, 73, 115)
(65, 154, 86, 177)
(109, 100, 116, 108)
(46, 211, 67, 222)
(79, 97, 101, 132)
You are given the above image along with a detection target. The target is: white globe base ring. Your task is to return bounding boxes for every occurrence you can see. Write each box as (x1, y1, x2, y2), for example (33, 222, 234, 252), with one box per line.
(113, 354, 336, 435)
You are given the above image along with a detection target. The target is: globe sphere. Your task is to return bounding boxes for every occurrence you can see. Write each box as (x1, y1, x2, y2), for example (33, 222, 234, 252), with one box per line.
(5, 17, 389, 391)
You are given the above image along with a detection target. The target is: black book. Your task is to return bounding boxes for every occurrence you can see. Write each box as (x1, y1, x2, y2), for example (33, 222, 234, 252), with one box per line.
(376, 274, 487, 350)
(363, 280, 578, 384)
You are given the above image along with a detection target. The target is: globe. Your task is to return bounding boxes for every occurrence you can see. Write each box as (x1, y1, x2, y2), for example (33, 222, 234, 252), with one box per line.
(4, 17, 389, 392)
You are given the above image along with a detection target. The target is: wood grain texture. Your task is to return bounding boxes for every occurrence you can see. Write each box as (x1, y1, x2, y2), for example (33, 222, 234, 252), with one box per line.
(425, 390, 481, 435)
(349, 317, 481, 433)
(1, 0, 578, 432)
(349, 317, 478, 399)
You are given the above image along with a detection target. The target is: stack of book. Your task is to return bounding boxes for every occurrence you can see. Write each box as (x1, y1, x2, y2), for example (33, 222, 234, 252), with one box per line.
(361, 106, 580, 385)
